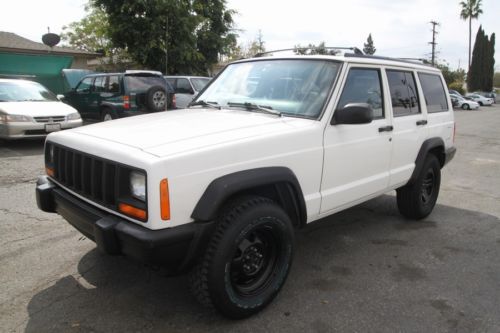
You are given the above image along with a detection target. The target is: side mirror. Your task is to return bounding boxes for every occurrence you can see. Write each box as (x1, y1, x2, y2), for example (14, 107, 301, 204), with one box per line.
(332, 103, 374, 125)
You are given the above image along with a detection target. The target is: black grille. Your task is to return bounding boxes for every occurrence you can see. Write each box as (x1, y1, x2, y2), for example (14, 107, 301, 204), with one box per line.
(51, 145, 120, 209)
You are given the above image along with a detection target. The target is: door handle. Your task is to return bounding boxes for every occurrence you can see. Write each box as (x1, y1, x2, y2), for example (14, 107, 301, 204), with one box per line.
(378, 125, 393, 132)
(416, 120, 428, 126)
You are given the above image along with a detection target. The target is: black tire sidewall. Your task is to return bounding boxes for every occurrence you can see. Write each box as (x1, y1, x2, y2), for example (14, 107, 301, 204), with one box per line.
(415, 155, 441, 216)
(101, 108, 116, 121)
(208, 201, 294, 318)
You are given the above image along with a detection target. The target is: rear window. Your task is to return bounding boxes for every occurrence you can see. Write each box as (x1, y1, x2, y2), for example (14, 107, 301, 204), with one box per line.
(124, 75, 166, 93)
(418, 73, 449, 113)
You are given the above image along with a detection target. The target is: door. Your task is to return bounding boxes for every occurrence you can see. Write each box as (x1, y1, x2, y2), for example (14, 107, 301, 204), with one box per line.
(87, 75, 107, 119)
(67, 77, 94, 118)
(321, 66, 393, 213)
(385, 69, 428, 187)
(174, 78, 195, 108)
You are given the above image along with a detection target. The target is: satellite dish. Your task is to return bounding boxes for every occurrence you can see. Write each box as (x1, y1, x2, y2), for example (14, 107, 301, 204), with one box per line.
(42, 33, 60, 48)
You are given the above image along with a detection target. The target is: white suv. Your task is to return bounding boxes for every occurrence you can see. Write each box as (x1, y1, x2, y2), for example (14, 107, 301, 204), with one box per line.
(36, 52, 456, 319)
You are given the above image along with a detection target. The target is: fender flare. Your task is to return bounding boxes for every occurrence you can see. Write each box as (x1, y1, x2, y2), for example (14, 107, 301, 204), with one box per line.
(407, 137, 445, 185)
(191, 167, 307, 226)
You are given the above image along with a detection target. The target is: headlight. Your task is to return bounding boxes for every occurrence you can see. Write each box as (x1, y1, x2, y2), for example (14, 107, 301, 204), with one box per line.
(67, 112, 81, 121)
(0, 114, 32, 122)
(130, 171, 146, 201)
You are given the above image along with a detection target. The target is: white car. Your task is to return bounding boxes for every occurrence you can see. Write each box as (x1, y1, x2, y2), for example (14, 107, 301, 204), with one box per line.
(0, 79, 82, 139)
(450, 94, 480, 110)
(465, 93, 494, 106)
(164, 76, 211, 109)
(37, 53, 456, 318)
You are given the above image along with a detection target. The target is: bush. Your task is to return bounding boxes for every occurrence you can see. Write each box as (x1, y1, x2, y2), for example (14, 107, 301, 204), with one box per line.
(449, 81, 465, 95)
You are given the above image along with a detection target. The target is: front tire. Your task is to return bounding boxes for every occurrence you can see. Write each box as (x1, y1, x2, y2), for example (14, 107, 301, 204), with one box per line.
(397, 155, 441, 220)
(190, 196, 294, 319)
(462, 103, 470, 110)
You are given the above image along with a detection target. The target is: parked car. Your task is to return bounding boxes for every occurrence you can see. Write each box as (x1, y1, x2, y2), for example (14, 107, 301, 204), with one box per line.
(465, 93, 494, 106)
(473, 91, 496, 103)
(450, 94, 479, 110)
(164, 76, 211, 109)
(0, 79, 82, 139)
(63, 70, 176, 121)
(448, 89, 463, 97)
(37, 52, 456, 318)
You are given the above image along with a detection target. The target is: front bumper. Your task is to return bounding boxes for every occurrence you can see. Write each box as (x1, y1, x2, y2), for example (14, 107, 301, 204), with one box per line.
(36, 176, 214, 274)
(0, 120, 82, 139)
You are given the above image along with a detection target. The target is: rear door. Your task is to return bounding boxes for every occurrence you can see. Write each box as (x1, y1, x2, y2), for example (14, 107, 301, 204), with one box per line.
(321, 65, 393, 213)
(385, 69, 428, 187)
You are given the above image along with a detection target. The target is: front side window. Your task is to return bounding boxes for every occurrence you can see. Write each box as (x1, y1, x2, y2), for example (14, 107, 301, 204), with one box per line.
(176, 78, 192, 93)
(418, 73, 448, 113)
(191, 78, 210, 91)
(337, 68, 384, 118)
(194, 59, 340, 119)
(76, 77, 93, 93)
(387, 70, 420, 116)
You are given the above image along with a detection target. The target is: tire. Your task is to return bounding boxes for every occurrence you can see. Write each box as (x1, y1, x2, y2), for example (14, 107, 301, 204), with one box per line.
(101, 109, 116, 121)
(462, 103, 470, 110)
(146, 86, 167, 111)
(478, 101, 483, 106)
(397, 155, 441, 220)
(189, 196, 294, 319)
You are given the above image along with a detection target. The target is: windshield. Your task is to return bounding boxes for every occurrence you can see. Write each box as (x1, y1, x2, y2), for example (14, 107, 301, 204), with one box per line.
(194, 59, 340, 118)
(124, 75, 167, 93)
(191, 78, 211, 91)
(0, 81, 58, 102)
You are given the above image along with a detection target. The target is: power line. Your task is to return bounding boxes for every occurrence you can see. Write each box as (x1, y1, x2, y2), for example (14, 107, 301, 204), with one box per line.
(429, 21, 440, 66)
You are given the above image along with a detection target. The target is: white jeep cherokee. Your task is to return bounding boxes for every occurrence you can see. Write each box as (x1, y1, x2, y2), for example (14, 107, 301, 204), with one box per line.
(36, 52, 456, 318)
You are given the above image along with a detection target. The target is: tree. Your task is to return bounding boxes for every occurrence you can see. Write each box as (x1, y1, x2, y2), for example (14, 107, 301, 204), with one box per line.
(363, 33, 376, 55)
(293, 42, 338, 55)
(93, 0, 237, 75)
(494, 72, 500, 88)
(61, 4, 130, 71)
(436, 62, 466, 85)
(467, 26, 495, 91)
(460, 0, 483, 71)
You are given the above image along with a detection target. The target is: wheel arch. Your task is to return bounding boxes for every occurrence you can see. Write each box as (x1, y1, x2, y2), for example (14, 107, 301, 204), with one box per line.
(407, 137, 445, 185)
(191, 167, 307, 228)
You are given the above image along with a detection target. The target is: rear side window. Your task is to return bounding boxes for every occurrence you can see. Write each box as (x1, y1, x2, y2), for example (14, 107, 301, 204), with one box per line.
(93, 76, 106, 93)
(387, 70, 420, 116)
(176, 78, 192, 93)
(337, 68, 384, 118)
(418, 73, 449, 112)
(107, 76, 120, 93)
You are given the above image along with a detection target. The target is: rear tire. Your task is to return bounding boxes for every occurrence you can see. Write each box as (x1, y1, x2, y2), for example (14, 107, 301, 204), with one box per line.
(397, 155, 441, 220)
(189, 196, 294, 319)
(101, 109, 117, 121)
(462, 103, 470, 110)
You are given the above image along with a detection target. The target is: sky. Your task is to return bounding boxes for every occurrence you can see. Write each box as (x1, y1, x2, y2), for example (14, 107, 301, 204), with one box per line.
(1, 0, 498, 71)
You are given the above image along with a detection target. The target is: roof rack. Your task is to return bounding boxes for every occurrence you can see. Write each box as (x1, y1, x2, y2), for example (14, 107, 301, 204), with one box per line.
(254, 46, 363, 57)
(344, 53, 432, 66)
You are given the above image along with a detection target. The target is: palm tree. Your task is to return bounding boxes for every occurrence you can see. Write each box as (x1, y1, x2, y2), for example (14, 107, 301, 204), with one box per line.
(460, 0, 483, 71)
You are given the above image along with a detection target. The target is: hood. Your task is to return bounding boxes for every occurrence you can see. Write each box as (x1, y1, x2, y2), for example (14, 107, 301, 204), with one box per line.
(0, 101, 78, 116)
(69, 109, 314, 157)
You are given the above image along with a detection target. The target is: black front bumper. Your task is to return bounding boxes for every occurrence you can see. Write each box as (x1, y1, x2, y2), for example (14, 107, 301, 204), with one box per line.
(36, 176, 214, 274)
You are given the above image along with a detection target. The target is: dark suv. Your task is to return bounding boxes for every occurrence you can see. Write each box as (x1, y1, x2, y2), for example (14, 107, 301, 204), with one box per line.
(63, 70, 176, 121)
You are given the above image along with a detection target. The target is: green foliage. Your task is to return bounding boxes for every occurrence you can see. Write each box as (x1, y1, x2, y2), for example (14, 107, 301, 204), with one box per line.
(494, 72, 500, 88)
(448, 81, 465, 95)
(467, 26, 495, 91)
(436, 62, 466, 85)
(293, 42, 338, 55)
(363, 34, 376, 55)
(92, 0, 237, 75)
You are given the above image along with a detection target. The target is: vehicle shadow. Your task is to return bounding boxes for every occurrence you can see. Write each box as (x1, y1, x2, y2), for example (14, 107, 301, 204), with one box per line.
(0, 138, 45, 157)
(24, 195, 500, 332)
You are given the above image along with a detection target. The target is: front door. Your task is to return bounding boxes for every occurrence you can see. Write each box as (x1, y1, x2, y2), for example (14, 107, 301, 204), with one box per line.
(67, 77, 94, 118)
(321, 66, 392, 213)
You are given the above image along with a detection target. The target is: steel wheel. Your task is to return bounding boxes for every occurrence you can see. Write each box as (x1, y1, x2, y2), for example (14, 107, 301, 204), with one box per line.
(152, 91, 166, 109)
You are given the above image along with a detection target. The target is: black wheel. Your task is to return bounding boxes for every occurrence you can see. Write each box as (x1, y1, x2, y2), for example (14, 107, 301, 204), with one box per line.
(101, 108, 117, 121)
(189, 196, 294, 319)
(462, 103, 470, 110)
(397, 155, 441, 220)
(146, 86, 167, 111)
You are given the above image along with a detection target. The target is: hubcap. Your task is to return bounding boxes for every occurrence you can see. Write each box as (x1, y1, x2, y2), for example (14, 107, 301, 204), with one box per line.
(421, 168, 435, 204)
(153, 91, 166, 108)
(103, 113, 112, 121)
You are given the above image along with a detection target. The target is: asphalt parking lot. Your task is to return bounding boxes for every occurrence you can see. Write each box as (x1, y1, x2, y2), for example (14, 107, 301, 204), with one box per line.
(1, 104, 500, 332)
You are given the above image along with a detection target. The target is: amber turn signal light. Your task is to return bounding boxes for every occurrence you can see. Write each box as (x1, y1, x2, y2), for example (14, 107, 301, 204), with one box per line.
(46, 167, 54, 177)
(119, 202, 147, 221)
(160, 179, 170, 220)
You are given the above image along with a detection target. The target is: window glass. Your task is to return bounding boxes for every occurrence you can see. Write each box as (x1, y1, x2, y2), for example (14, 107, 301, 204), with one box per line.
(191, 78, 210, 91)
(124, 75, 166, 93)
(337, 68, 384, 118)
(0, 81, 58, 102)
(76, 77, 93, 93)
(418, 73, 448, 112)
(176, 78, 192, 93)
(107, 76, 120, 93)
(93, 76, 106, 93)
(387, 70, 420, 116)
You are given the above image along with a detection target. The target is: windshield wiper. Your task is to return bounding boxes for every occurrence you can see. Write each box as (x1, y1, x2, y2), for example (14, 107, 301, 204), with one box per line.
(189, 100, 221, 110)
(227, 102, 282, 117)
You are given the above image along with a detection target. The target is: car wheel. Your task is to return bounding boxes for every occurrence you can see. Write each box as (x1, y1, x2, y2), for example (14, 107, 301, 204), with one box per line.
(397, 155, 441, 220)
(462, 103, 470, 110)
(146, 86, 167, 111)
(478, 101, 483, 106)
(101, 109, 116, 121)
(189, 196, 294, 319)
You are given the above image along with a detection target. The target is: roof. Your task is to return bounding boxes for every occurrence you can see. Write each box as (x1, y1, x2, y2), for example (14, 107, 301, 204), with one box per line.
(0, 31, 100, 58)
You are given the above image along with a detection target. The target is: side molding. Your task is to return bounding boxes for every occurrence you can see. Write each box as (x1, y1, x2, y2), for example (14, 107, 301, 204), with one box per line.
(407, 137, 445, 185)
(191, 167, 307, 226)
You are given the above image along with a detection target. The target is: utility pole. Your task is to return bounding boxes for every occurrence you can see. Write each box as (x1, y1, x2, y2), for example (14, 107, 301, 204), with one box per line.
(165, 17, 168, 75)
(429, 21, 440, 66)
